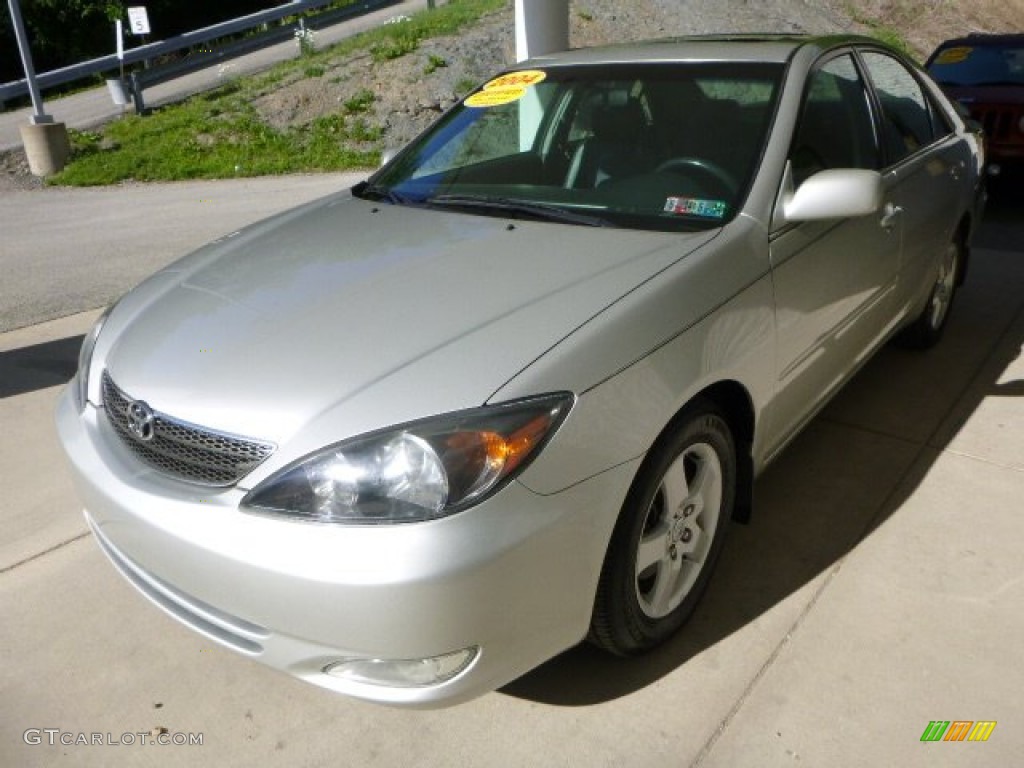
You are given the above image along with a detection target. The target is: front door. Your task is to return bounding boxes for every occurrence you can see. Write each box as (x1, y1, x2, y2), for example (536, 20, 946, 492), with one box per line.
(766, 52, 899, 454)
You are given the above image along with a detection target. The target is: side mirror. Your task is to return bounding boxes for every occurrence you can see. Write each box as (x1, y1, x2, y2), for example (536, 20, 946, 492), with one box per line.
(783, 169, 883, 222)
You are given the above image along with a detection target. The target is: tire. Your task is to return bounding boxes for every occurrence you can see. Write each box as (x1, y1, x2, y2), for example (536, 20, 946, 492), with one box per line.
(589, 402, 736, 656)
(898, 236, 963, 349)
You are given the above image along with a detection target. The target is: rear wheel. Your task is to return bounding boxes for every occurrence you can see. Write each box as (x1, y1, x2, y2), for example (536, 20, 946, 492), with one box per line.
(898, 236, 962, 349)
(589, 403, 735, 655)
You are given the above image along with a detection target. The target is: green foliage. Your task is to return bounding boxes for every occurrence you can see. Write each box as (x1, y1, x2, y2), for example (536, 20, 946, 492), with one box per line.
(343, 89, 375, 114)
(66, 129, 106, 158)
(371, 25, 420, 62)
(347, 118, 382, 142)
(872, 27, 917, 61)
(845, 6, 920, 61)
(1, 1, 281, 82)
(424, 54, 448, 74)
(294, 26, 318, 57)
(454, 77, 479, 96)
(52, 93, 380, 186)
(47, 0, 508, 186)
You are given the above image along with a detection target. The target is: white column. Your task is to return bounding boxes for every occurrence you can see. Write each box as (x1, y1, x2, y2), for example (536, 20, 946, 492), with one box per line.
(514, 0, 569, 62)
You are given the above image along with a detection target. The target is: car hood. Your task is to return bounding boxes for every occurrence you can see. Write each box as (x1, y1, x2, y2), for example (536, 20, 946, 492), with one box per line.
(100, 192, 715, 449)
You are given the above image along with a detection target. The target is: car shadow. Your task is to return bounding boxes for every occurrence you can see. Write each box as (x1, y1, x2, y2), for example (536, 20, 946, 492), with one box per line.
(0, 335, 83, 399)
(501, 191, 1023, 706)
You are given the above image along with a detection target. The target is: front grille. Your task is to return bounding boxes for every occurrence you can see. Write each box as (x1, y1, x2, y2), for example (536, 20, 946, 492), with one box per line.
(101, 371, 275, 486)
(972, 105, 1023, 143)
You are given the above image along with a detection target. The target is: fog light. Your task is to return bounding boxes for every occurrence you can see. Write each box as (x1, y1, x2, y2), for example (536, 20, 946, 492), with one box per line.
(324, 647, 478, 688)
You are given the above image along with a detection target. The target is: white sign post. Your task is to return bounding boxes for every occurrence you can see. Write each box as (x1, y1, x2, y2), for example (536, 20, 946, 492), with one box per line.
(107, 18, 130, 107)
(127, 6, 151, 36)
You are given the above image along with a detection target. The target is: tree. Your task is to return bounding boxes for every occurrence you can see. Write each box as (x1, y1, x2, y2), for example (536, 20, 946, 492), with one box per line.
(2, 1, 276, 85)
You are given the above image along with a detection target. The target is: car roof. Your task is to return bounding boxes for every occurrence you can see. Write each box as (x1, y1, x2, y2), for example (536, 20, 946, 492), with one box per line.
(521, 34, 891, 68)
(931, 33, 1024, 49)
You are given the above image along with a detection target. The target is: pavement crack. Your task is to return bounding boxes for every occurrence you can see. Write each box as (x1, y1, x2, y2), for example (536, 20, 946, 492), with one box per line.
(0, 531, 91, 574)
(689, 558, 844, 768)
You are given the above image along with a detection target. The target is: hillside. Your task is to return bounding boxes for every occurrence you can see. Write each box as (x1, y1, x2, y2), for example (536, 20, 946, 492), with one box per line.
(249, 0, 1024, 158)
(3, 0, 1023, 187)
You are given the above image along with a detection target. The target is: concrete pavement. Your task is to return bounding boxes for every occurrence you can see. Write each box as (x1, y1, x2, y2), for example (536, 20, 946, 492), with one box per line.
(0, 185, 1021, 765)
(0, 0, 443, 153)
(0, 172, 367, 333)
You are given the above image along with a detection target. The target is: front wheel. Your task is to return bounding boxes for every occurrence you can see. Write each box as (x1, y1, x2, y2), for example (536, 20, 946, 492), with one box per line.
(589, 403, 735, 656)
(898, 236, 963, 349)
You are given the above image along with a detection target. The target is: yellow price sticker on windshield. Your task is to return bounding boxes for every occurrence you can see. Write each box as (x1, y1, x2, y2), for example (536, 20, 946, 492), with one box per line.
(465, 70, 547, 108)
(482, 70, 547, 90)
(935, 47, 972, 65)
(465, 86, 528, 108)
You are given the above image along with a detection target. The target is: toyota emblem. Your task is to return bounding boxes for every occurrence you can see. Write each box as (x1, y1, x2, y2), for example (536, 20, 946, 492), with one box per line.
(126, 400, 157, 442)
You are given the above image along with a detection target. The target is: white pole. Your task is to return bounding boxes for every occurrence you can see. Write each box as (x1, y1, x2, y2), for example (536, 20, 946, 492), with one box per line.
(513, 1, 568, 150)
(6, 0, 52, 123)
(514, 0, 568, 62)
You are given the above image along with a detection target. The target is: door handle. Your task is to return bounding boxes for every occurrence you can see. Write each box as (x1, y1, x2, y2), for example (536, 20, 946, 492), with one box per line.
(880, 202, 903, 231)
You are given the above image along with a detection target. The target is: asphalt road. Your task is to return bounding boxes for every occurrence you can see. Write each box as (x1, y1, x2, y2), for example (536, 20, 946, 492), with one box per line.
(1, 180, 1022, 766)
(0, 172, 366, 333)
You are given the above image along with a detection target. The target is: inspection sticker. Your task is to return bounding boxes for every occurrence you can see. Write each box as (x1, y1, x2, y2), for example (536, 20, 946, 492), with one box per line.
(465, 70, 547, 108)
(664, 197, 728, 219)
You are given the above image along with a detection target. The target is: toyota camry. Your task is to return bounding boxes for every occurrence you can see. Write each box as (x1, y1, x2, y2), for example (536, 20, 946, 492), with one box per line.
(57, 35, 984, 707)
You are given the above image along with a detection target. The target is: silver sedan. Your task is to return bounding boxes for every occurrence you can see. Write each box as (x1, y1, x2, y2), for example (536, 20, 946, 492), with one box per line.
(57, 35, 984, 707)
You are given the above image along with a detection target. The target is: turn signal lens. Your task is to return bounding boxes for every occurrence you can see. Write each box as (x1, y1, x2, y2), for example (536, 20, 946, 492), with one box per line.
(76, 304, 114, 412)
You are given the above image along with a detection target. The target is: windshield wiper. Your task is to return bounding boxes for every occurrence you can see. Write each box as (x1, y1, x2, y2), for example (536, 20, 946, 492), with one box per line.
(425, 194, 613, 228)
(352, 181, 416, 206)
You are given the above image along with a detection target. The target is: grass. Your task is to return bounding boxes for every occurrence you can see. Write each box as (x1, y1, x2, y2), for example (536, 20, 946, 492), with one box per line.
(846, 5, 919, 61)
(343, 88, 376, 114)
(49, 0, 507, 186)
(424, 54, 449, 74)
(54, 91, 379, 185)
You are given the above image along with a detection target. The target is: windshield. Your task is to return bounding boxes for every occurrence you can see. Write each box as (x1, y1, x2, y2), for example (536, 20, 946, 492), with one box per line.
(359, 62, 782, 232)
(927, 42, 1024, 87)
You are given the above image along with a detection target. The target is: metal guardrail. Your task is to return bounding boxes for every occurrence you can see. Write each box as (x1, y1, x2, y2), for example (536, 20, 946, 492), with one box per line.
(125, 0, 400, 112)
(0, 0, 399, 106)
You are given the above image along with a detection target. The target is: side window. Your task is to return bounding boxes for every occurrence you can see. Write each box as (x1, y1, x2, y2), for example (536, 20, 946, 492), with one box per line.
(860, 51, 937, 163)
(789, 54, 879, 186)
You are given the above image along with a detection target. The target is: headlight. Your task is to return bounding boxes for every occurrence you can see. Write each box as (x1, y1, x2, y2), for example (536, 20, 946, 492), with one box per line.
(75, 304, 114, 412)
(241, 393, 573, 524)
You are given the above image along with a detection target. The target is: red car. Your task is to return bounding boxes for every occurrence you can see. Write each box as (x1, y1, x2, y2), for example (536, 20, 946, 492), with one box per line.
(926, 34, 1024, 174)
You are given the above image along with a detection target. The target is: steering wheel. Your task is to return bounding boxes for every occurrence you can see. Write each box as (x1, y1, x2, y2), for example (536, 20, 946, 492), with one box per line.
(654, 156, 739, 197)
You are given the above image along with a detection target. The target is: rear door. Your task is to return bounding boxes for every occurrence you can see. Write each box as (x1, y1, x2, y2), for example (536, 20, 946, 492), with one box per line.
(858, 49, 970, 320)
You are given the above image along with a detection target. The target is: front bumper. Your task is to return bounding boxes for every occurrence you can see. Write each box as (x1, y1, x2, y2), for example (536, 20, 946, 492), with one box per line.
(55, 386, 636, 707)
